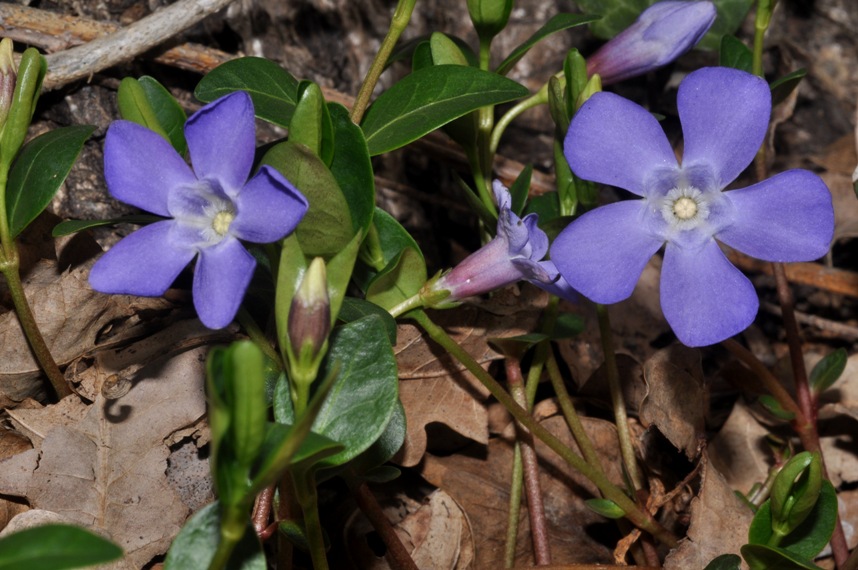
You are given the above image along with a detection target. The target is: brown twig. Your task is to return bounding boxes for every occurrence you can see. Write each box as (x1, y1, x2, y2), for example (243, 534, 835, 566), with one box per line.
(506, 355, 552, 566)
(349, 480, 419, 570)
(760, 301, 858, 340)
(728, 249, 858, 299)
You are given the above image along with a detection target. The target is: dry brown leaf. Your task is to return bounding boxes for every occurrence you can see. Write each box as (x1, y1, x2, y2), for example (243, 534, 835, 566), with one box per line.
(0, 347, 209, 568)
(393, 287, 544, 467)
(0, 257, 171, 403)
(708, 402, 771, 496)
(812, 135, 858, 241)
(419, 408, 624, 568)
(640, 345, 707, 460)
(664, 457, 753, 570)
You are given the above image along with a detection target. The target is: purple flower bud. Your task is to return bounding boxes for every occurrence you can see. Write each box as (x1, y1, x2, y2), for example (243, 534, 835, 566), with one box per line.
(288, 257, 331, 364)
(0, 38, 16, 132)
(587, 1, 716, 85)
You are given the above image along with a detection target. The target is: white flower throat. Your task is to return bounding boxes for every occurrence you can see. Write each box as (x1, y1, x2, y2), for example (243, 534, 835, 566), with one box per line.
(660, 185, 710, 231)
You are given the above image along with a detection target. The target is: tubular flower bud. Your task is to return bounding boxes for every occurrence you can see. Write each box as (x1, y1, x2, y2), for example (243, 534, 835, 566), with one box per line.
(288, 257, 331, 364)
(587, 1, 716, 85)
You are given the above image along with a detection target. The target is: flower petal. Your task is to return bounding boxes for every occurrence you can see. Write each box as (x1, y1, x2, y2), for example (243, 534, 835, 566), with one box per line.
(185, 92, 256, 195)
(564, 91, 677, 196)
(531, 260, 578, 303)
(193, 237, 256, 329)
(717, 170, 833, 261)
(88, 221, 196, 295)
(679, 67, 770, 188)
(231, 165, 310, 243)
(104, 121, 196, 216)
(660, 240, 757, 346)
(550, 200, 663, 303)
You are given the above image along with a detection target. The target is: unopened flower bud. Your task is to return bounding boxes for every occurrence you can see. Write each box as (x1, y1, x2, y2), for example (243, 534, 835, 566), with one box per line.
(467, 0, 514, 43)
(0, 38, 16, 132)
(288, 257, 330, 364)
(587, 1, 716, 85)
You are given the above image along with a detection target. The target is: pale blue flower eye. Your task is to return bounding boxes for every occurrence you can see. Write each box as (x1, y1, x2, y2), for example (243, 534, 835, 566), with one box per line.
(88, 91, 309, 330)
(551, 67, 834, 347)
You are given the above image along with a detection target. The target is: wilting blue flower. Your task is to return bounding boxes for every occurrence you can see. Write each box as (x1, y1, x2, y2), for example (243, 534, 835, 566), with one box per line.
(551, 67, 834, 346)
(89, 91, 309, 329)
(587, 1, 716, 85)
(430, 180, 576, 304)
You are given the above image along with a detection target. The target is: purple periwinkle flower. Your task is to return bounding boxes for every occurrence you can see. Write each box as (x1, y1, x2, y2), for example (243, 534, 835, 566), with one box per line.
(551, 67, 834, 347)
(89, 91, 309, 329)
(587, 1, 716, 85)
(430, 180, 576, 304)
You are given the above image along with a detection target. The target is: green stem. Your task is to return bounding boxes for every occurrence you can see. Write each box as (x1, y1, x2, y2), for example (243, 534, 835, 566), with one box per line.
(208, 504, 247, 570)
(752, 0, 771, 77)
(387, 292, 425, 319)
(294, 472, 328, 570)
(490, 81, 549, 155)
(411, 309, 677, 547)
(504, 443, 523, 569)
(350, 0, 418, 124)
(596, 303, 642, 491)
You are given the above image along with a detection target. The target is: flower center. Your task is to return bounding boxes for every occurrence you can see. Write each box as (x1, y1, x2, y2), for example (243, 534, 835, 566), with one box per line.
(659, 186, 709, 231)
(211, 210, 235, 236)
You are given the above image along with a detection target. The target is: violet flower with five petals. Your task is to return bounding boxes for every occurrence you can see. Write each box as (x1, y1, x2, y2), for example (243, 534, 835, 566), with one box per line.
(89, 91, 309, 329)
(587, 1, 716, 85)
(550, 67, 833, 346)
(430, 180, 576, 305)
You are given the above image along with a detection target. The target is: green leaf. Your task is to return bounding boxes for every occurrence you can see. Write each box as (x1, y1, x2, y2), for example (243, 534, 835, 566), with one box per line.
(251, 422, 343, 491)
(224, 342, 268, 468)
(366, 247, 427, 312)
(430, 32, 470, 66)
(771, 68, 807, 107)
(759, 394, 796, 421)
(748, 482, 837, 559)
(289, 81, 334, 165)
(52, 215, 162, 237)
(719, 35, 753, 73)
(6, 125, 94, 239)
(260, 141, 354, 256)
(509, 165, 532, 216)
(275, 316, 399, 470)
(338, 297, 398, 344)
(0, 524, 122, 570)
(362, 65, 529, 155)
(328, 103, 375, 234)
(0, 48, 46, 170)
(195, 57, 300, 128)
(808, 348, 846, 395)
(164, 502, 266, 570)
(117, 77, 171, 141)
(704, 554, 742, 570)
(741, 544, 823, 570)
(585, 498, 626, 519)
(496, 13, 600, 76)
(138, 76, 189, 155)
(355, 207, 426, 292)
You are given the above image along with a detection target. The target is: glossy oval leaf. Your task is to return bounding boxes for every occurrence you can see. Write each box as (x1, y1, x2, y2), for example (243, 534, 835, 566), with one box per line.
(0, 524, 122, 570)
(338, 297, 397, 344)
(328, 103, 375, 234)
(704, 554, 742, 570)
(164, 502, 265, 570)
(366, 247, 427, 312)
(6, 125, 95, 239)
(138, 76, 188, 155)
(260, 141, 354, 256)
(719, 35, 753, 73)
(495, 13, 599, 76)
(741, 544, 822, 570)
(117, 77, 171, 141)
(808, 348, 846, 395)
(195, 57, 300, 128)
(361, 65, 529, 155)
(289, 80, 334, 165)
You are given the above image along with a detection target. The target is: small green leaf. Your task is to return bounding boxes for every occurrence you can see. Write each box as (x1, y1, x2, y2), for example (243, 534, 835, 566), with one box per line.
(164, 502, 265, 570)
(224, 341, 268, 468)
(338, 297, 397, 344)
(430, 32, 471, 66)
(6, 125, 94, 238)
(808, 348, 847, 395)
(771, 69, 806, 107)
(771, 452, 816, 526)
(52, 215, 162, 237)
(741, 543, 823, 570)
(496, 13, 600, 76)
(362, 65, 529, 155)
(759, 394, 796, 421)
(704, 554, 742, 570)
(719, 35, 753, 72)
(260, 141, 353, 256)
(117, 77, 171, 141)
(138, 76, 188, 155)
(195, 57, 300, 128)
(289, 81, 334, 165)
(355, 207, 426, 291)
(328, 103, 375, 234)
(509, 165, 532, 216)
(0, 524, 122, 570)
(585, 498, 626, 519)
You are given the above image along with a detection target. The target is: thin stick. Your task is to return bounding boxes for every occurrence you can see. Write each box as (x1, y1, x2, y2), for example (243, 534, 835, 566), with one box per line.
(41, 0, 236, 90)
(349, 480, 419, 570)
